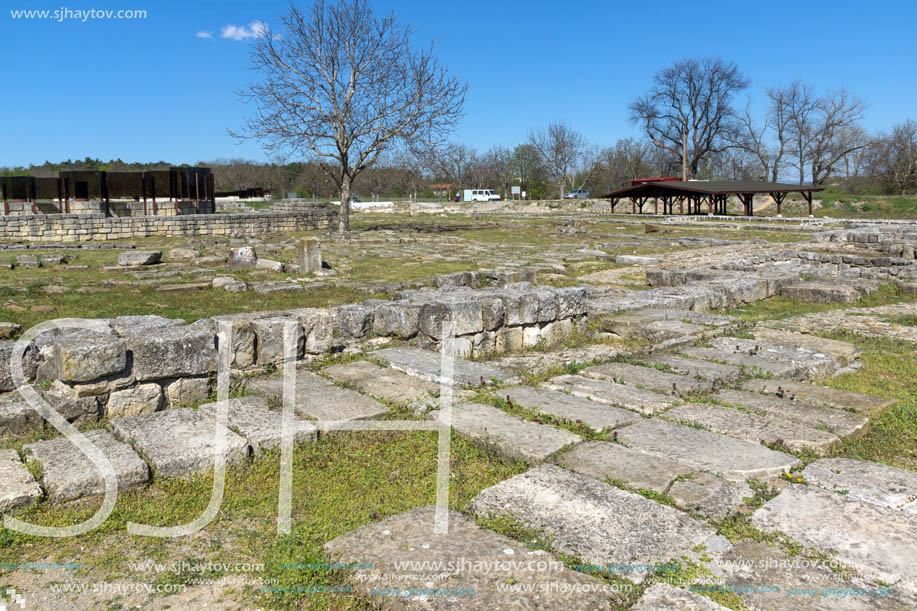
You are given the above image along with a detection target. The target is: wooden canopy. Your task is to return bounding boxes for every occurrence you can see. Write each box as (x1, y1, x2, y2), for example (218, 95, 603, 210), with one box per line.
(597, 180, 824, 217)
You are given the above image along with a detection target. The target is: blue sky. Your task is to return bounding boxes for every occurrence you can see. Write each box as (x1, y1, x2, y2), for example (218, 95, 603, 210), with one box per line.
(2, 0, 915, 167)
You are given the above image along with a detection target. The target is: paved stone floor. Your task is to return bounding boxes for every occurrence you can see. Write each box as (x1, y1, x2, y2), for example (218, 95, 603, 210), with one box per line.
(2, 215, 917, 609)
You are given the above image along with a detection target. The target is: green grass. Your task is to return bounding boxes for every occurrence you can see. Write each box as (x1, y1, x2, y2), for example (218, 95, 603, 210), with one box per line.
(813, 187, 917, 219)
(0, 430, 525, 609)
(819, 333, 917, 470)
(723, 282, 911, 323)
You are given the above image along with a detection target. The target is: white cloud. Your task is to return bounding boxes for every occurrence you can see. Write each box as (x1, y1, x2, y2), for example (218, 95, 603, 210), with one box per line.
(195, 30, 213, 39)
(220, 21, 267, 41)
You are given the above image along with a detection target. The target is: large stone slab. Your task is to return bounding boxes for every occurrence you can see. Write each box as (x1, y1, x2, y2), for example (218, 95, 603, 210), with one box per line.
(680, 347, 805, 380)
(245, 370, 388, 422)
(633, 308, 736, 327)
(632, 584, 730, 610)
(716, 539, 914, 611)
(198, 396, 317, 455)
(375, 347, 515, 387)
(640, 354, 743, 384)
(117, 250, 161, 266)
(752, 485, 917, 594)
(110, 408, 248, 478)
(752, 328, 860, 366)
(713, 389, 868, 437)
(0, 448, 42, 513)
(53, 332, 127, 383)
(502, 386, 641, 432)
(781, 281, 861, 303)
(0, 392, 43, 437)
(324, 506, 614, 609)
(741, 379, 894, 415)
(663, 403, 840, 453)
(557, 441, 692, 493)
(23, 429, 148, 503)
(428, 402, 580, 462)
(469, 465, 718, 583)
(124, 321, 217, 381)
(708, 337, 839, 377)
(581, 362, 711, 395)
(542, 375, 675, 415)
(617, 419, 799, 481)
(802, 458, 917, 513)
(322, 360, 440, 410)
(668, 472, 753, 519)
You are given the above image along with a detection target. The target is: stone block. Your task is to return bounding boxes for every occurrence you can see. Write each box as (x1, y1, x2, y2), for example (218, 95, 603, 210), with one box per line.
(802, 458, 917, 513)
(325, 506, 614, 609)
(372, 302, 421, 339)
(503, 386, 640, 432)
(428, 402, 581, 462)
(557, 441, 692, 493)
(246, 370, 388, 422)
(297, 237, 322, 273)
(255, 258, 285, 272)
(126, 322, 218, 381)
(229, 246, 257, 266)
(375, 347, 516, 387)
(53, 332, 127, 383)
(23, 429, 149, 503)
(163, 377, 211, 407)
(117, 251, 161, 266)
(251, 317, 304, 365)
(198, 396, 317, 455)
(323, 360, 439, 411)
(618, 419, 799, 481)
(469, 465, 719, 583)
(106, 382, 163, 419)
(110, 408, 249, 478)
(752, 485, 917, 594)
(0, 449, 42, 513)
(336, 304, 374, 338)
(211, 316, 257, 369)
(40, 380, 101, 424)
(542, 374, 675, 415)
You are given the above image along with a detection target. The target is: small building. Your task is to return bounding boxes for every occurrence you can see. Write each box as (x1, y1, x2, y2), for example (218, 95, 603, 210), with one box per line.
(598, 180, 824, 217)
(1, 167, 216, 216)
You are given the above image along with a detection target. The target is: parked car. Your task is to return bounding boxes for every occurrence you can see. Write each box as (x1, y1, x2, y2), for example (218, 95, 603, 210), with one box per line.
(461, 189, 501, 202)
(563, 189, 590, 199)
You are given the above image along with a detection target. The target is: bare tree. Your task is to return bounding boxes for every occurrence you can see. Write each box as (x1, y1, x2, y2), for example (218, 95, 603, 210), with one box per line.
(805, 90, 867, 186)
(431, 143, 478, 195)
(528, 122, 587, 198)
(870, 120, 917, 195)
(511, 144, 544, 194)
(234, 0, 466, 232)
(629, 57, 749, 179)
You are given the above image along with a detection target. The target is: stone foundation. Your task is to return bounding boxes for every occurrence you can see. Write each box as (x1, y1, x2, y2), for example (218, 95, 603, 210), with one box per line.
(0, 206, 336, 242)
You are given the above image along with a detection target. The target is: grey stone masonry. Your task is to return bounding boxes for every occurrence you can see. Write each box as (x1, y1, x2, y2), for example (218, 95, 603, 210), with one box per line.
(581, 361, 711, 395)
(427, 402, 581, 462)
(0, 207, 335, 242)
(53, 332, 127, 383)
(245, 369, 389, 423)
(375, 347, 516, 387)
(713, 389, 868, 438)
(198, 396, 317, 455)
(122, 320, 218, 381)
(23, 429, 149, 503)
(324, 506, 614, 610)
(502, 386, 642, 432)
(542, 374, 675, 415)
(469, 465, 719, 583)
(802, 458, 917, 513)
(752, 485, 917, 594)
(741, 379, 894, 415)
(110, 408, 249, 478)
(0, 392, 43, 438)
(617, 419, 800, 480)
(0, 448, 42, 513)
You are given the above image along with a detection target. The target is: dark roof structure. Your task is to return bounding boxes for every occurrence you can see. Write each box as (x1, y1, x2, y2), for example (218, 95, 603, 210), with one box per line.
(597, 180, 824, 216)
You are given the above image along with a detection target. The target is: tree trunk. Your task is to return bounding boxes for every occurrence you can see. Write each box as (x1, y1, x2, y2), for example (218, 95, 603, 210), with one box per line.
(338, 174, 351, 233)
(558, 181, 565, 199)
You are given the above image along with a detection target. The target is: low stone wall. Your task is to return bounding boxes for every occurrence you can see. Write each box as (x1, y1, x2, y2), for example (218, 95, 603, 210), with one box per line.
(0, 206, 335, 242)
(0, 282, 589, 437)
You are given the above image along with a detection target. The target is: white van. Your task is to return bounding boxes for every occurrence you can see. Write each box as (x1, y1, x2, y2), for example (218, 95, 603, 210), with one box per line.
(461, 189, 501, 202)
